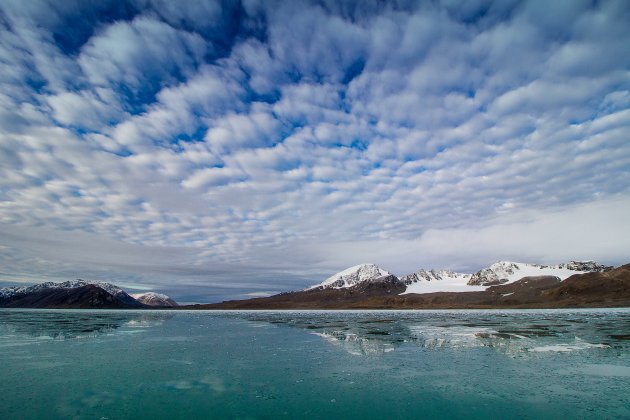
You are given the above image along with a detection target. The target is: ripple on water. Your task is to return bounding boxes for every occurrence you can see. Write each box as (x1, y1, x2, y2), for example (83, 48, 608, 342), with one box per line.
(573, 364, 630, 377)
(528, 340, 610, 353)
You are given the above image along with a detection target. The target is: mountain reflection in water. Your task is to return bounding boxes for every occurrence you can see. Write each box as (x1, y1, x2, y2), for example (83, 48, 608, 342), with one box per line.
(231, 310, 630, 356)
(0, 310, 172, 340)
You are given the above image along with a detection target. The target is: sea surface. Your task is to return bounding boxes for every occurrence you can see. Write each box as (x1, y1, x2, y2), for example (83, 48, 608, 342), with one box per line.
(1, 309, 629, 419)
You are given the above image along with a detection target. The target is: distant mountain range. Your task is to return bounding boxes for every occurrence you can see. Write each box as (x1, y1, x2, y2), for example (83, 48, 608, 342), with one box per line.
(1, 260, 628, 309)
(0, 280, 177, 309)
(308, 260, 611, 292)
(189, 260, 629, 309)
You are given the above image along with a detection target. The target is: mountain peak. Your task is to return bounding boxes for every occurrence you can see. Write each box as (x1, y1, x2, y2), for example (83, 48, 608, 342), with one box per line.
(131, 292, 178, 307)
(307, 263, 392, 290)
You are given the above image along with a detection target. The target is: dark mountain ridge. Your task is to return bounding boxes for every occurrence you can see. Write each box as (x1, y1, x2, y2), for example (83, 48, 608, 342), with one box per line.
(0, 284, 144, 309)
(0, 280, 177, 309)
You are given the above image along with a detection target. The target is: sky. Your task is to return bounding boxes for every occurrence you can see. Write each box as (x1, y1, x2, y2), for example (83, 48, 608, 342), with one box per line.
(0, 0, 629, 303)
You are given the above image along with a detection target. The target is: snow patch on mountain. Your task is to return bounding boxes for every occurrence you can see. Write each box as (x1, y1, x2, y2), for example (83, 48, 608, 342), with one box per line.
(307, 264, 391, 290)
(401, 269, 471, 284)
(402, 270, 486, 294)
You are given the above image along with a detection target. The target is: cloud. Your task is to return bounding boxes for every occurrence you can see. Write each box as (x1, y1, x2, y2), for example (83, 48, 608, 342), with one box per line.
(47, 88, 126, 129)
(134, 0, 223, 34)
(0, 0, 629, 302)
(182, 166, 247, 189)
(204, 110, 282, 153)
(259, 0, 370, 84)
(78, 16, 208, 97)
(280, 195, 630, 276)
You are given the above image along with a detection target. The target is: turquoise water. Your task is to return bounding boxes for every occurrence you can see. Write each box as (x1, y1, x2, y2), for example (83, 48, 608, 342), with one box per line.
(1, 309, 629, 419)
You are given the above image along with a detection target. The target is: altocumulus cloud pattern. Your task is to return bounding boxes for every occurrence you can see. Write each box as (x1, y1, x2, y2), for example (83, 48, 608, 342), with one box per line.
(0, 0, 629, 302)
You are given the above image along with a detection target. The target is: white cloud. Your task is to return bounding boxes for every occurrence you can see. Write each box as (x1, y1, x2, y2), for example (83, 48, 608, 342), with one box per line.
(182, 166, 247, 189)
(47, 88, 126, 129)
(204, 111, 281, 153)
(78, 16, 208, 92)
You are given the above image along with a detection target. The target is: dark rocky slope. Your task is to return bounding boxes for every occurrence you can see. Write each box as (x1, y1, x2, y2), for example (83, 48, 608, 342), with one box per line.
(0, 284, 145, 309)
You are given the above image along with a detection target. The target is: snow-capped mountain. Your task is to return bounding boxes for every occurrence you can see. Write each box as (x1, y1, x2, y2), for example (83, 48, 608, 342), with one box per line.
(467, 261, 612, 286)
(307, 264, 391, 290)
(399, 260, 612, 294)
(304, 260, 612, 296)
(0, 279, 143, 308)
(131, 292, 178, 307)
(0, 279, 129, 300)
